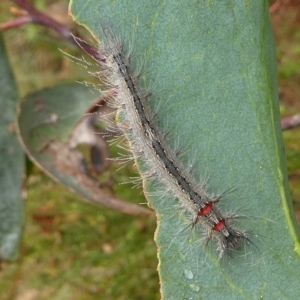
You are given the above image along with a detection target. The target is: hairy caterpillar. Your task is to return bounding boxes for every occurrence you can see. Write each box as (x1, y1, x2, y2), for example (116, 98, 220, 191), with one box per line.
(75, 26, 250, 258)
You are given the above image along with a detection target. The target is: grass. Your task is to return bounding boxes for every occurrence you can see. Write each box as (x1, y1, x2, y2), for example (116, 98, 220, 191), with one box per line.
(1, 171, 159, 300)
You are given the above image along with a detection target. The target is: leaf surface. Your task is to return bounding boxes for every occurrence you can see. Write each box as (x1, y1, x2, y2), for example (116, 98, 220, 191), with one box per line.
(17, 83, 151, 215)
(69, 0, 300, 298)
(0, 34, 25, 261)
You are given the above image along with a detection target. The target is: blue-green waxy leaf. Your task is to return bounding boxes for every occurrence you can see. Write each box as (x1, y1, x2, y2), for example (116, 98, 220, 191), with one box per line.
(17, 83, 151, 215)
(0, 34, 25, 261)
(70, 0, 300, 298)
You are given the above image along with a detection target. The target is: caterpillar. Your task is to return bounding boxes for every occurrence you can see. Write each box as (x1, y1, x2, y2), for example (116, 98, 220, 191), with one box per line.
(75, 26, 250, 258)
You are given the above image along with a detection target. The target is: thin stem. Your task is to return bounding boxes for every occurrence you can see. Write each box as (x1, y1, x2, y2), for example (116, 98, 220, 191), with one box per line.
(0, 16, 32, 31)
(281, 114, 300, 130)
(1, 0, 99, 58)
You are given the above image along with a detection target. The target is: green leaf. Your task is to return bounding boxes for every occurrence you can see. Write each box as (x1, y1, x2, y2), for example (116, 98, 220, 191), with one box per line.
(70, 0, 300, 298)
(17, 83, 150, 215)
(0, 34, 25, 261)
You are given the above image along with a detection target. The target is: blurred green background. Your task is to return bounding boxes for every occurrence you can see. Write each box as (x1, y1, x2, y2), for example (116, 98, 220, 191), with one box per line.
(0, 0, 300, 299)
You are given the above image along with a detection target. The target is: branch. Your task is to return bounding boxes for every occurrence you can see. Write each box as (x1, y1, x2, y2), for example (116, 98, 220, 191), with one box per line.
(281, 114, 300, 130)
(0, 16, 32, 31)
(1, 0, 99, 59)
